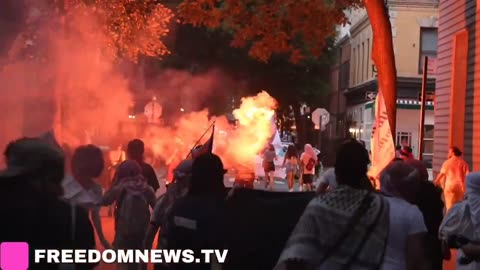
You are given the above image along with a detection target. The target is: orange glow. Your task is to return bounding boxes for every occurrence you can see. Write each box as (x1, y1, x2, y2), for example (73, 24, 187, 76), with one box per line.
(0, 1, 278, 173)
(0, 0, 173, 152)
(141, 91, 277, 169)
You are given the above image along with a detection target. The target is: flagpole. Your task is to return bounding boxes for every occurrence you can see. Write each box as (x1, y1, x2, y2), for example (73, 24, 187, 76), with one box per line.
(185, 120, 216, 159)
(418, 56, 428, 160)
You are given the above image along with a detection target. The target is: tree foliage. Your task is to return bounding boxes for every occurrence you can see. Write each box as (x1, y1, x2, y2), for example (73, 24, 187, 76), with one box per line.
(178, 0, 362, 63)
(51, 0, 174, 62)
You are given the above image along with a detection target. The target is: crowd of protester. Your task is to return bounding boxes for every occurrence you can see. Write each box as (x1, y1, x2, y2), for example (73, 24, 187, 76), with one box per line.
(1, 133, 479, 270)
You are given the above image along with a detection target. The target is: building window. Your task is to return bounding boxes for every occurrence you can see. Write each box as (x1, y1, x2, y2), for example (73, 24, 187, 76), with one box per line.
(352, 48, 356, 85)
(419, 28, 438, 73)
(396, 131, 412, 148)
(357, 45, 360, 84)
(361, 42, 365, 82)
(422, 125, 434, 168)
(339, 61, 350, 90)
(366, 39, 370, 79)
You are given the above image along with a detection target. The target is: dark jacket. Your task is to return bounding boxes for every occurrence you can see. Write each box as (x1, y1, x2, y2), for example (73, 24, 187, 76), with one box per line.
(415, 181, 444, 270)
(0, 179, 96, 270)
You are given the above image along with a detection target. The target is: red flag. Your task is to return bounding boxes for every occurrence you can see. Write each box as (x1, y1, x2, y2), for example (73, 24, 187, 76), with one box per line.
(191, 124, 215, 159)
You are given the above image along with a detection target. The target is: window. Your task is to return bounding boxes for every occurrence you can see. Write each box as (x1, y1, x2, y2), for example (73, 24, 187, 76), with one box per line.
(366, 39, 370, 79)
(339, 61, 350, 90)
(396, 132, 412, 148)
(357, 45, 360, 84)
(419, 28, 438, 73)
(352, 48, 356, 85)
(422, 125, 434, 168)
(361, 42, 365, 82)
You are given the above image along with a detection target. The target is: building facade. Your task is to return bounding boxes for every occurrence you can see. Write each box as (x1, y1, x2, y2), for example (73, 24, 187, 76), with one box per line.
(329, 0, 439, 168)
(433, 0, 480, 174)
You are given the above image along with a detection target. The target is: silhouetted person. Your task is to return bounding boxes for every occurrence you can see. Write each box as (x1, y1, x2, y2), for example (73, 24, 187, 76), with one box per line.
(63, 144, 110, 249)
(277, 140, 388, 269)
(120, 139, 160, 192)
(0, 138, 96, 270)
(167, 154, 227, 270)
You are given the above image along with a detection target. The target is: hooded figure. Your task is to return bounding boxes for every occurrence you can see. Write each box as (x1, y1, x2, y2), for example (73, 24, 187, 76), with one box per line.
(101, 160, 156, 270)
(0, 138, 96, 270)
(166, 154, 227, 270)
(300, 144, 318, 191)
(440, 172, 480, 270)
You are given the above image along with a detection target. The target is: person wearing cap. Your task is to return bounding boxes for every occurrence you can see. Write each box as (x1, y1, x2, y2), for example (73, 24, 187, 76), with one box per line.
(166, 153, 227, 270)
(0, 138, 96, 270)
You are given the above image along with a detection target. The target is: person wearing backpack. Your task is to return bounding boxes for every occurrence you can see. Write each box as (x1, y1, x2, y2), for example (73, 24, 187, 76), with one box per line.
(101, 160, 157, 270)
(300, 144, 318, 192)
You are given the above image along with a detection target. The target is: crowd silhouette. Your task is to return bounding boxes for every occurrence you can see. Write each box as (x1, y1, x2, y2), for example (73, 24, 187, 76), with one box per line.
(0, 135, 477, 270)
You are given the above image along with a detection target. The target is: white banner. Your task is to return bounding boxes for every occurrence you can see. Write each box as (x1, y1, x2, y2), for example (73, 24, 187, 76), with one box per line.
(368, 90, 395, 188)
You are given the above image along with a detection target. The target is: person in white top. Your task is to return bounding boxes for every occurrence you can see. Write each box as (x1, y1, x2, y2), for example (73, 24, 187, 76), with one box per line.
(62, 144, 111, 249)
(379, 160, 430, 270)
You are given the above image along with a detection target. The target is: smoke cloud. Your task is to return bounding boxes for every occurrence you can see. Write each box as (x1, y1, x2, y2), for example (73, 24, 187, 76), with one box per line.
(0, 0, 278, 170)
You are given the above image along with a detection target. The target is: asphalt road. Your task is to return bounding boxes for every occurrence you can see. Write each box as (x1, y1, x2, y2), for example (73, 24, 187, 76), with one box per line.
(154, 168, 323, 195)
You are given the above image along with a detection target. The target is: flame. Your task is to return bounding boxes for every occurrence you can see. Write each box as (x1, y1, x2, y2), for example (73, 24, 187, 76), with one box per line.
(227, 91, 277, 166)
(140, 91, 277, 170)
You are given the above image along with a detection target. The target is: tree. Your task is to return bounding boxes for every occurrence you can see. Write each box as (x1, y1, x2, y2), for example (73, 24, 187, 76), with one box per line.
(177, 0, 397, 138)
(52, 0, 174, 62)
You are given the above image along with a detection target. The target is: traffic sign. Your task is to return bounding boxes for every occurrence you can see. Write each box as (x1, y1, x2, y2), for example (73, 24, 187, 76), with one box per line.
(312, 108, 330, 127)
(365, 91, 377, 100)
(144, 101, 162, 123)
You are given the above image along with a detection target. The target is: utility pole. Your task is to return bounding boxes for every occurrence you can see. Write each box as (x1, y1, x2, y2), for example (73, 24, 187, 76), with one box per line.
(418, 56, 428, 160)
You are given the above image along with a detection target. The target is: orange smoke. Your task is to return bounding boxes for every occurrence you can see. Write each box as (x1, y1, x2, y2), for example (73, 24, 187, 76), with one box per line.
(222, 91, 277, 167)
(0, 0, 173, 152)
(141, 91, 278, 169)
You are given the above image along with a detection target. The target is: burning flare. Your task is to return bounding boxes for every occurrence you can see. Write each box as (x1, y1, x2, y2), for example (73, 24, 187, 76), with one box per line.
(141, 91, 278, 170)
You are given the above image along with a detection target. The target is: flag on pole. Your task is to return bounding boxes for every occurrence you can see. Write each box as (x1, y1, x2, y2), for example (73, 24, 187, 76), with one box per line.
(368, 90, 395, 188)
(191, 124, 215, 159)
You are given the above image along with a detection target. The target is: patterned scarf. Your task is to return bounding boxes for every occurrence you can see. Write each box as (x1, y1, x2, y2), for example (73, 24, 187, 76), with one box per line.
(276, 185, 389, 270)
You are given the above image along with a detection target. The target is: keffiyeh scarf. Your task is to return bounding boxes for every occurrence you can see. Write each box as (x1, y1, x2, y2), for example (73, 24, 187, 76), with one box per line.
(276, 185, 389, 270)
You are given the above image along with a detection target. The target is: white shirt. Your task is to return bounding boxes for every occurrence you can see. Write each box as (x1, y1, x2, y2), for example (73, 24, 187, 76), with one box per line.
(317, 168, 337, 189)
(382, 197, 427, 270)
(62, 175, 103, 209)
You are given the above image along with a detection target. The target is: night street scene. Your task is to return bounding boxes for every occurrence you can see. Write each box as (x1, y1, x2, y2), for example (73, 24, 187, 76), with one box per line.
(0, 0, 478, 269)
